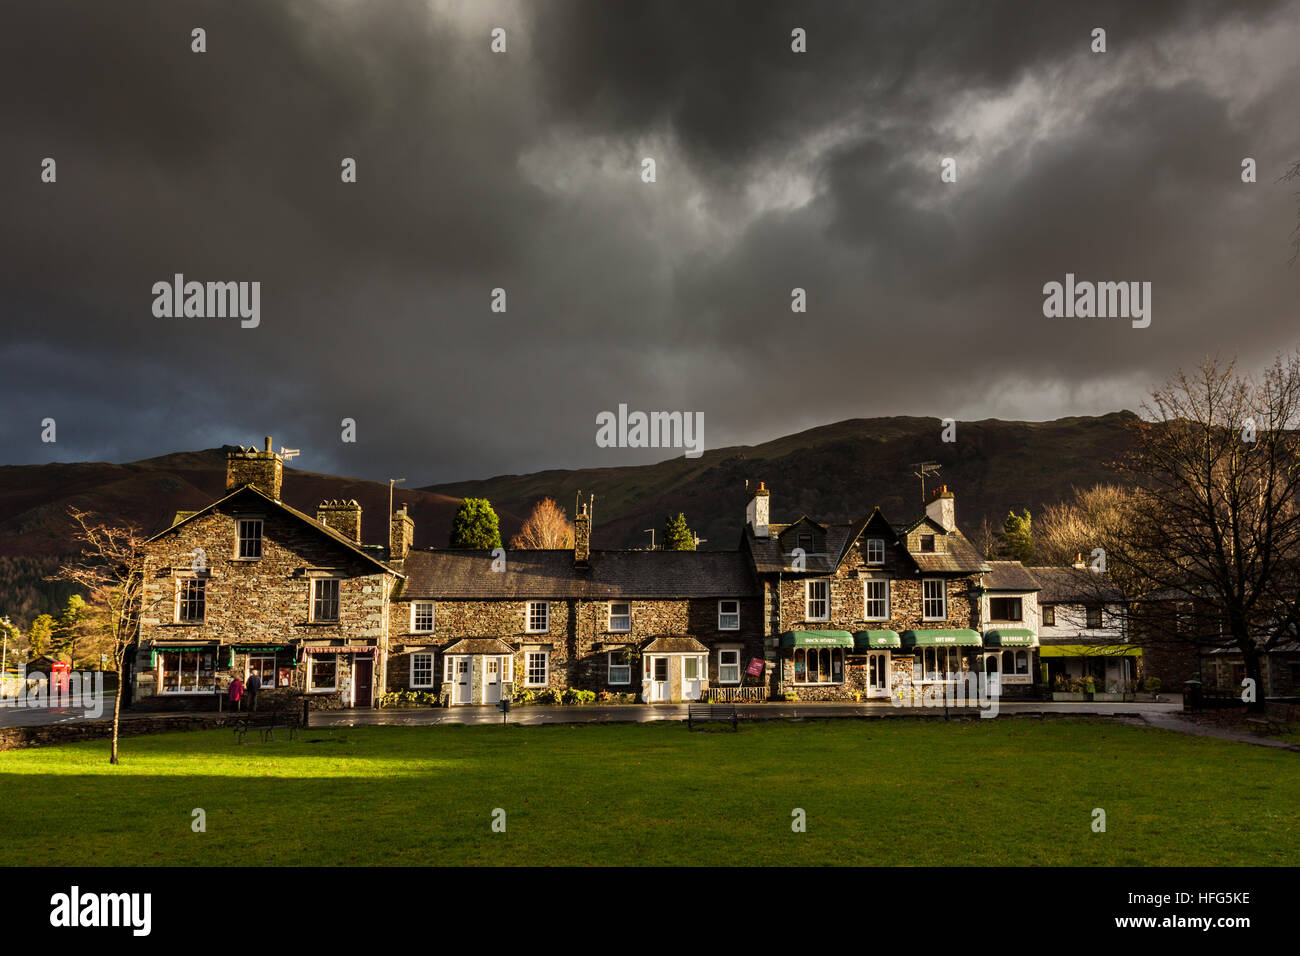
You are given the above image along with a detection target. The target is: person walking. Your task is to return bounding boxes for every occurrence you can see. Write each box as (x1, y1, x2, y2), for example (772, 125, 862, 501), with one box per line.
(245, 671, 261, 712)
(227, 676, 244, 712)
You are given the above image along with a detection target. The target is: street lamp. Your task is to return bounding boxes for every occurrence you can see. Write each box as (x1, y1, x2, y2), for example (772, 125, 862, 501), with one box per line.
(642, 529, 655, 550)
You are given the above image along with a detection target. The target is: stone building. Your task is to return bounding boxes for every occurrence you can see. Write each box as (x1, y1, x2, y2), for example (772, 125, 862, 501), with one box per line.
(742, 483, 1045, 702)
(387, 505, 765, 704)
(133, 439, 401, 711)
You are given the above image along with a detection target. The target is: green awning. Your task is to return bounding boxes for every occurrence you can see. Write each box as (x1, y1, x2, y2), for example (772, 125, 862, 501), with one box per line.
(853, 630, 901, 650)
(780, 630, 854, 649)
(1040, 644, 1141, 658)
(983, 629, 1036, 647)
(900, 629, 982, 647)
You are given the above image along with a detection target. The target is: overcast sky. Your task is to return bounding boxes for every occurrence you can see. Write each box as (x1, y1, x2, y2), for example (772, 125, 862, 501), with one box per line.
(2, 0, 1298, 484)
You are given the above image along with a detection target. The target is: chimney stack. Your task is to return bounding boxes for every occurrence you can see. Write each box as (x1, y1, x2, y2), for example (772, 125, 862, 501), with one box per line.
(574, 501, 591, 567)
(225, 436, 284, 500)
(316, 499, 363, 543)
(746, 481, 770, 538)
(925, 484, 956, 532)
(390, 504, 415, 564)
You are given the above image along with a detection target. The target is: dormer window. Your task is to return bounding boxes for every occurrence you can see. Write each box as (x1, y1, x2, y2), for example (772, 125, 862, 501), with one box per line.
(797, 532, 813, 553)
(919, 534, 936, 553)
(865, 538, 885, 565)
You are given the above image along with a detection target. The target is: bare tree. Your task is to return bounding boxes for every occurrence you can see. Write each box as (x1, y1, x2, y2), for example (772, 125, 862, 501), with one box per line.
(1281, 159, 1300, 266)
(1037, 484, 1132, 570)
(509, 497, 575, 549)
(1101, 354, 1300, 711)
(50, 508, 155, 763)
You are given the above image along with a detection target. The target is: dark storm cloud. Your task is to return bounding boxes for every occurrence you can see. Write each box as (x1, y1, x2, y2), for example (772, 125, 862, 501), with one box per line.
(1, 0, 1297, 483)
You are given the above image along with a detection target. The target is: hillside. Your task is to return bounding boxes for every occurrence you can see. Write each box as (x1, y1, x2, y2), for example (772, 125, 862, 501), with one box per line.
(0, 414, 1138, 623)
(426, 412, 1139, 549)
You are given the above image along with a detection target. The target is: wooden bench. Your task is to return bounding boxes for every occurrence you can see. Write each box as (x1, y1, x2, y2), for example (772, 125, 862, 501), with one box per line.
(232, 700, 303, 743)
(1245, 716, 1285, 735)
(688, 703, 738, 732)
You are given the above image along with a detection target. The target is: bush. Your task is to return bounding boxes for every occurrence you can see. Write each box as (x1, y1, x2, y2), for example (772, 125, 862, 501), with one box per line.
(562, 688, 595, 705)
(783, 691, 799, 702)
(538, 688, 564, 705)
(1145, 677, 1162, 694)
(512, 686, 536, 705)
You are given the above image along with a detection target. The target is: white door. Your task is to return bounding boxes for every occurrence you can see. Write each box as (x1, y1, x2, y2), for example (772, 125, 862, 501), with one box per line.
(451, 658, 471, 705)
(866, 652, 890, 698)
(682, 655, 704, 702)
(483, 657, 503, 704)
(648, 656, 669, 702)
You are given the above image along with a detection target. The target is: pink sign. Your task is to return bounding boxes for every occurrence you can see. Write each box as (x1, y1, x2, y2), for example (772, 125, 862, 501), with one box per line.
(746, 658, 764, 677)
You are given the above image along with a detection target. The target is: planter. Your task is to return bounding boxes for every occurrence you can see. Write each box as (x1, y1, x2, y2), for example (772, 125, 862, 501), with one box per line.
(1052, 692, 1087, 701)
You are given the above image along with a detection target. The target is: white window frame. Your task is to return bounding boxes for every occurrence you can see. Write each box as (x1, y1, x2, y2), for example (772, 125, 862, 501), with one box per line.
(311, 578, 341, 623)
(865, 538, 885, 565)
(158, 648, 216, 695)
(718, 600, 740, 631)
(863, 579, 890, 621)
(917, 645, 961, 682)
(443, 655, 454, 682)
(246, 654, 277, 686)
(1042, 604, 1056, 627)
(608, 602, 631, 632)
(525, 650, 549, 687)
(175, 576, 206, 624)
(922, 579, 947, 621)
(307, 653, 339, 692)
(526, 602, 550, 634)
(236, 518, 263, 560)
(411, 652, 435, 689)
(989, 596, 1023, 622)
(410, 601, 435, 634)
(718, 648, 741, 685)
(684, 656, 703, 681)
(806, 579, 830, 621)
(793, 647, 846, 685)
(608, 650, 632, 685)
(501, 655, 514, 683)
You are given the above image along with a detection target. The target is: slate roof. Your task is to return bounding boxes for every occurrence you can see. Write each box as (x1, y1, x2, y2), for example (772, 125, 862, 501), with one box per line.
(397, 549, 759, 601)
(443, 638, 516, 655)
(148, 484, 401, 577)
(1029, 566, 1124, 604)
(746, 522, 856, 574)
(893, 511, 988, 574)
(982, 561, 1040, 591)
(642, 636, 710, 653)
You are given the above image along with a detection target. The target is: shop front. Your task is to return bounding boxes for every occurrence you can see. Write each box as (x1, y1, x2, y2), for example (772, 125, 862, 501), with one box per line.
(901, 629, 982, 683)
(779, 630, 855, 699)
(1041, 643, 1141, 695)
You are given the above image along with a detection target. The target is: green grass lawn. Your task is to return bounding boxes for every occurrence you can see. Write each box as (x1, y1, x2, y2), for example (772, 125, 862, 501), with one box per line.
(1, 718, 1295, 866)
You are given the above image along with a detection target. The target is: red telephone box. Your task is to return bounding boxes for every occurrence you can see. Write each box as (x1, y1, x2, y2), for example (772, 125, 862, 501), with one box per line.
(50, 661, 72, 702)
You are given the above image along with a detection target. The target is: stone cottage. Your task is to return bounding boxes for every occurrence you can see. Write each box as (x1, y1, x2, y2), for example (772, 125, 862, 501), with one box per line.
(133, 439, 402, 710)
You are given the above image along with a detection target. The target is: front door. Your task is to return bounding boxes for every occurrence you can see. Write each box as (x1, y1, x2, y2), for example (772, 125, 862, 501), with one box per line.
(682, 655, 704, 702)
(483, 657, 503, 704)
(353, 657, 373, 708)
(648, 656, 669, 702)
(866, 651, 890, 698)
(451, 658, 471, 705)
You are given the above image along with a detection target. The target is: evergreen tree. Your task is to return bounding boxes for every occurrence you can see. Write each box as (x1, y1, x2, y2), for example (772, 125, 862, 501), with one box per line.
(663, 512, 696, 551)
(999, 509, 1034, 563)
(27, 613, 55, 660)
(450, 498, 502, 550)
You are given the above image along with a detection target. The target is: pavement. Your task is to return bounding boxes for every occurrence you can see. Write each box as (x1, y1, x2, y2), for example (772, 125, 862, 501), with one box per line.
(3, 696, 1293, 750)
(311, 698, 1186, 727)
